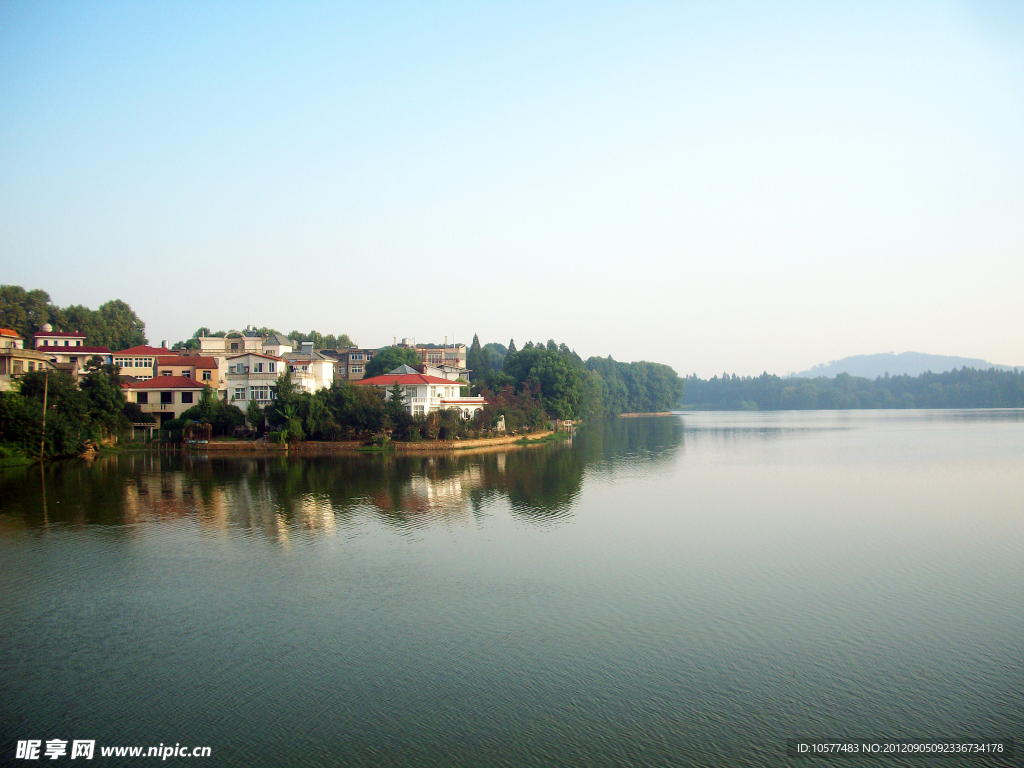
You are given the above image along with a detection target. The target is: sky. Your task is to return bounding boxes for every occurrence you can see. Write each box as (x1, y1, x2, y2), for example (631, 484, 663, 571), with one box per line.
(1, 1, 1022, 377)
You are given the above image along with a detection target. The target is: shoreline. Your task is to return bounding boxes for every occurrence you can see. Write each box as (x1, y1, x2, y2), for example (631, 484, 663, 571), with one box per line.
(184, 430, 557, 455)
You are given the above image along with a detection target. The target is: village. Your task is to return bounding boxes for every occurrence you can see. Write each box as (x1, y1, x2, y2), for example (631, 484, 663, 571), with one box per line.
(0, 325, 487, 428)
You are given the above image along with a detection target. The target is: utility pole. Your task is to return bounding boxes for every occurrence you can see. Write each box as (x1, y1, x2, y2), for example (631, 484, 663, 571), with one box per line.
(39, 367, 49, 460)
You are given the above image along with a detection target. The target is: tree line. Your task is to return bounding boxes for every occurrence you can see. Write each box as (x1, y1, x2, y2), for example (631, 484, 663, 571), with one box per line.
(0, 363, 135, 459)
(467, 335, 684, 422)
(681, 368, 1024, 410)
(0, 285, 146, 351)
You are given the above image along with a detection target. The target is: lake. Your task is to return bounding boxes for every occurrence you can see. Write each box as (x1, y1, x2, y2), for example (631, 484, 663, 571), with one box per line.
(1, 411, 1021, 766)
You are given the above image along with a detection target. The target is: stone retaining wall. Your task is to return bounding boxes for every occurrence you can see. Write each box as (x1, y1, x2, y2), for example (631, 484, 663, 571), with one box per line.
(187, 431, 554, 454)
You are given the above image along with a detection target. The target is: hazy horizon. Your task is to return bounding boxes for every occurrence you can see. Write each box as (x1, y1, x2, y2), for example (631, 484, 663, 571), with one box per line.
(2, 2, 1022, 377)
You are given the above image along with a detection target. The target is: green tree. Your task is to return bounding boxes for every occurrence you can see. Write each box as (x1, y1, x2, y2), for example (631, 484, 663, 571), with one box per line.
(467, 334, 484, 377)
(179, 386, 245, 436)
(323, 382, 386, 436)
(502, 346, 586, 419)
(363, 346, 422, 378)
(266, 370, 299, 429)
(4, 370, 90, 457)
(95, 299, 146, 350)
(79, 360, 127, 437)
(0, 285, 52, 339)
(246, 399, 264, 431)
(385, 381, 407, 416)
(483, 342, 508, 371)
(302, 390, 336, 439)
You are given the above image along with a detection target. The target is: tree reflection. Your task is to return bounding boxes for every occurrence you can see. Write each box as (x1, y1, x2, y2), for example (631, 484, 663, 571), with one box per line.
(0, 417, 685, 536)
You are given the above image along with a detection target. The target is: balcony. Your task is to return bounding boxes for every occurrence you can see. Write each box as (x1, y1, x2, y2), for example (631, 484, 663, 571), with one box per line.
(227, 371, 278, 380)
(139, 402, 182, 412)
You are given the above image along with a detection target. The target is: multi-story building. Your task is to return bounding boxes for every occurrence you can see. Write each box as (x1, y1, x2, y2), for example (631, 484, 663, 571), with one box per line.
(225, 345, 336, 412)
(196, 328, 265, 356)
(32, 324, 112, 378)
(225, 353, 284, 410)
(194, 328, 267, 400)
(330, 347, 377, 381)
(396, 338, 468, 369)
(112, 344, 174, 381)
(355, 365, 485, 418)
(262, 333, 293, 357)
(0, 328, 57, 391)
(155, 355, 219, 387)
(122, 377, 207, 426)
(283, 343, 335, 394)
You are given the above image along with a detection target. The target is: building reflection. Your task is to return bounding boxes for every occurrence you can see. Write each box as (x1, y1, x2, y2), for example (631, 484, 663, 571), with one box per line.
(0, 417, 685, 539)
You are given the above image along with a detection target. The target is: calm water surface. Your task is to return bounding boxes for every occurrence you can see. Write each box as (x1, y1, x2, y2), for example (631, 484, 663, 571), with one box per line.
(1, 412, 1022, 767)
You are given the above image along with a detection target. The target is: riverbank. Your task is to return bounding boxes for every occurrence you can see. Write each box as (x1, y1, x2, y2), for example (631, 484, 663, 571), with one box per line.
(618, 411, 676, 418)
(184, 431, 558, 455)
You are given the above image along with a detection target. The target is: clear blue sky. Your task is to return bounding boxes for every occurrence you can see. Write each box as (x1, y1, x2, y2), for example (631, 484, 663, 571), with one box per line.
(2, 1, 1022, 375)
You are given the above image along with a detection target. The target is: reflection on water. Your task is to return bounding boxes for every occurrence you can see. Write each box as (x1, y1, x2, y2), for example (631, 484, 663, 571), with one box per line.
(0, 417, 686, 537)
(2, 412, 1021, 768)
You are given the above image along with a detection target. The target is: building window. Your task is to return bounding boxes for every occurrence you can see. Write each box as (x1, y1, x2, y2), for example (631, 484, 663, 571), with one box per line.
(160, 391, 173, 404)
(234, 387, 246, 400)
(183, 371, 191, 378)
(253, 362, 263, 373)
(230, 343, 239, 351)
(269, 362, 276, 373)
(137, 392, 148, 404)
(413, 405, 424, 416)
(202, 370, 211, 381)
(352, 354, 363, 361)
(76, 341, 81, 346)
(69, 357, 77, 364)
(162, 371, 172, 376)
(28, 361, 35, 372)
(350, 366, 361, 374)
(181, 392, 194, 404)
(405, 386, 417, 399)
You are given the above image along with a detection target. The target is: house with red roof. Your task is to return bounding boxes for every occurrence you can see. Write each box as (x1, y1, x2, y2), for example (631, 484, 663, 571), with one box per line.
(112, 344, 176, 381)
(156, 355, 219, 386)
(122, 376, 207, 425)
(355, 365, 486, 418)
(31, 323, 111, 378)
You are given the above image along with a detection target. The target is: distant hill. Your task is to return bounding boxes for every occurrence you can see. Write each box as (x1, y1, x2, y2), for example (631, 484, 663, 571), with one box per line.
(795, 352, 1021, 379)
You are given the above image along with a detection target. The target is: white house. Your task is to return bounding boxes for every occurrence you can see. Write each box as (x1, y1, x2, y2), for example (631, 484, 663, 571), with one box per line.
(111, 344, 172, 381)
(355, 366, 486, 418)
(33, 324, 112, 378)
(262, 333, 293, 357)
(283, 344, 335, 394)
(195, 329, 266, 400)
(225, 353, 283, 410)
(196, 328, 264, 356)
